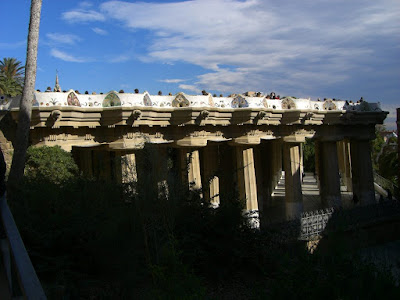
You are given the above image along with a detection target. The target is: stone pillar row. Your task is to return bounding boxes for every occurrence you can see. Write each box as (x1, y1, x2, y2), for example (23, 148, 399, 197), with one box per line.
(315, 138, 375, 206)
(73, 140, 304, 222)
(73, 134, 377, 224)
(202, 146, 220, 207)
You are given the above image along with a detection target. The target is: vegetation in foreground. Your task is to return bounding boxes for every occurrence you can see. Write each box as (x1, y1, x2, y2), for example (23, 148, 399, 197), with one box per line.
(8, 146, 400, 299)
(0, 57, 24, 97)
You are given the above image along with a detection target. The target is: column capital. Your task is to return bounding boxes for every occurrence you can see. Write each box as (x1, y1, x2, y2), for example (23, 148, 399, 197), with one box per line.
(282, 135, 305, 143)
(174, 137, 207, 147)
(228, 136, 261, 146)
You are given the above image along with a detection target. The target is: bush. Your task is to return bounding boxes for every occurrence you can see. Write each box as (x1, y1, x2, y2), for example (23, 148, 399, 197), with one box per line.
(24, 145, 79, 184)
(9, 144, 399, 298)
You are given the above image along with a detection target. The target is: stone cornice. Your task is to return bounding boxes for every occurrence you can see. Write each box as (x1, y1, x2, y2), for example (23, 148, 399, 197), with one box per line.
(3, 92, 388, 150)
(9, 106, 388, 129)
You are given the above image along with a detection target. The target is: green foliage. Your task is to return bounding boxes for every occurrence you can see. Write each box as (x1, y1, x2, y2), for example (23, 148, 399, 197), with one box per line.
(303, 139, 315, 172)
(25, 145, 79, 184)
(372, 125, 398, 185)
(9, 144, 399, 298)
(378, 147, 398, 185)
(0, 57, 24, 96)
(372, 127, 385, 170)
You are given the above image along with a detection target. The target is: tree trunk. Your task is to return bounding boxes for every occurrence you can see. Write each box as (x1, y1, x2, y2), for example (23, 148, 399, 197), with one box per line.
(7, 0, 42, 191)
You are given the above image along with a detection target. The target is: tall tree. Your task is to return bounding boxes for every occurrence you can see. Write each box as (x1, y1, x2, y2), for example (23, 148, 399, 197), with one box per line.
(8, 0, 43, 188)
(0, 58, 24, 96)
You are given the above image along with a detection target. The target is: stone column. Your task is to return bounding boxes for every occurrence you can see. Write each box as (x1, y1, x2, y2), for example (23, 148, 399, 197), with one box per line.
(337, 141, 346, 185)
(254, 142, 272, 211)
(235, 145, 259, 228)
(343, 139, 353, 192)
(299, 143, 304, 181)
(283, 142, 303, 218)
(99, 151, 111, 181)
(153, 146, 169, 198)
(80, 148, 93, 177)
(263, 141, 274, 204)
(120, 152, 137, 184)
(271, 139, 282, 189)
(350, 139, 375, 205)
(314, 141, 321, 188)
(269, 141, 277, 192)
(319, 141, 342, 208)
(219, 144, 235, 200)
(337, 140, 353, 192)
(202, 145, 220, 207)
(179, 148, 202, 193)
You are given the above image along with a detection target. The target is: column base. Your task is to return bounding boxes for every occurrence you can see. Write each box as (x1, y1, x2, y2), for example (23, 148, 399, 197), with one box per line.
(285, 202, 303, 220)
(345, 176, 353, 192)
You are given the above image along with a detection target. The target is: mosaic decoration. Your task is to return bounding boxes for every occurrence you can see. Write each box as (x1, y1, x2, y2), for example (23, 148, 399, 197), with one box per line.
(358, 101, 372, 112)
(67, 92, 81, 107)
(102, 92, 121, 107)
(208, 94, 214, 107)
(262, 97, 270, 108)
(143, 93, 152, 106)
(231, 95, 248, 108)
(172, 93, 189, 107)
(281, 97, 296, 109)
(322, 99, 337, 111)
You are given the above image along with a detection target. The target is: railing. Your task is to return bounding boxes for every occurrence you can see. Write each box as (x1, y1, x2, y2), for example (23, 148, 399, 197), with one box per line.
(300, 208, 334, 239)
(374, 172, 399, 199)
(299, 200, 400, 240)
(0, 194, 46, 299)
(265, 200, 400, 242)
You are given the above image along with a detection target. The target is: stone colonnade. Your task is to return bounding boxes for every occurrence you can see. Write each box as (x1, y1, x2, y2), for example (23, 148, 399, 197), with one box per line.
(72, 136, 377, 223)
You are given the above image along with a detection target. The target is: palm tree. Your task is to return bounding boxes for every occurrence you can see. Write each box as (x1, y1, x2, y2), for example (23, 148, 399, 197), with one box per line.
(0, 58, 24, 96)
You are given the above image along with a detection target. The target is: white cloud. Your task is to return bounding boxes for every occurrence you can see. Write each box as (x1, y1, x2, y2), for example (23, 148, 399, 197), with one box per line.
(0, 40, 26, 49)
(58, 0, 400, 99)
(179, 84, 200, 94)
(381, 104, 398, 130)
(79, 1, 93, 9)
(92, 27, 108, 35)
(62, 8, 105, 23)
(159, 79, 185, 83)
(46, 33, 82, 45)
(50, 49, 90, 63)
(109, 54, 130, 63)
(96, 0, 400, 96)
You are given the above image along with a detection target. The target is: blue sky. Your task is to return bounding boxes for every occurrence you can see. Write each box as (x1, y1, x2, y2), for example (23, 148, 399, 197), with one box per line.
(1, 0, 399, 128)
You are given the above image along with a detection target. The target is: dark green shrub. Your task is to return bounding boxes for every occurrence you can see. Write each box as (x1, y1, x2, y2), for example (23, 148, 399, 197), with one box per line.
(24, 145, 79, 184)
(303, 139, 315, 172)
